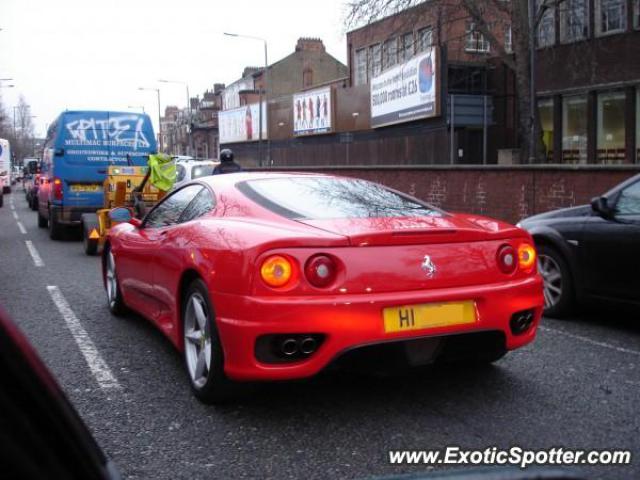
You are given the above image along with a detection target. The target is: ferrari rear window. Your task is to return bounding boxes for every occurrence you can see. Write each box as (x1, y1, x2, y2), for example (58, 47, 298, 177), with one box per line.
(238, 177, 441, 220)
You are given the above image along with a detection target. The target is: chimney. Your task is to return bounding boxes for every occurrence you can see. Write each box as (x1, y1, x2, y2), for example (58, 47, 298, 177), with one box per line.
(295, 37, 325, 53)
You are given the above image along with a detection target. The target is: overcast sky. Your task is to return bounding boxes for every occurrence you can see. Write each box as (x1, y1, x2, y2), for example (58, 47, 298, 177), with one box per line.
(0, 0, 351, 138)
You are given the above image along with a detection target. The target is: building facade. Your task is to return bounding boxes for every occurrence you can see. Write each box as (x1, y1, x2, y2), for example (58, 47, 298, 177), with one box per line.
(224, 1, 640, 167)
(535, 0, 640, 164)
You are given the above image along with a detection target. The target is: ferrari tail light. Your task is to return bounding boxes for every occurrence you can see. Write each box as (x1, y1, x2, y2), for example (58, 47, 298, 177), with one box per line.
(496, 245, 517, 274)
(260, 255, 295, 288)
(304, 254, 337, 288)
(53, 177, 63, 201)
(518, 243, 537, 273)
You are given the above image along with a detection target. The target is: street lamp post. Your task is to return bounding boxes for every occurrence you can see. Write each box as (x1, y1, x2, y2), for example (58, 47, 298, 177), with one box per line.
(138, 87, 162, 151)
(224, 32, 270, 167)
(159, 79, 191, 156)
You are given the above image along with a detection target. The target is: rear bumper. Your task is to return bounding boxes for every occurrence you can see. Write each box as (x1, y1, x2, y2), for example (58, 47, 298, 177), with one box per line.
(213, 276, 544, 382)
(51, 205, 100, 225)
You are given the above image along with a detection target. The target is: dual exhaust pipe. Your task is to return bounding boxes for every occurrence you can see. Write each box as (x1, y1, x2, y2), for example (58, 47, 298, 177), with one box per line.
(281, 336, 318, 356)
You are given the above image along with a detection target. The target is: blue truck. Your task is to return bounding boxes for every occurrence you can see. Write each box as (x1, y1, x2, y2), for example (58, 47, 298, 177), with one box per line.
(37, 111, 157, 239)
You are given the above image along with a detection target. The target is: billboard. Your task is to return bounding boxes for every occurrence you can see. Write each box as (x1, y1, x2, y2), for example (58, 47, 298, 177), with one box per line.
(370, 47, 439, 128)
(293, 87, 332, 136)
(219, 102, 267, 144)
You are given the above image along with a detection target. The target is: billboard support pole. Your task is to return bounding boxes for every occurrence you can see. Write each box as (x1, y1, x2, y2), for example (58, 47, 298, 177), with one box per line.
(450, 94, 455, 165)
(483, 95, 488, 165)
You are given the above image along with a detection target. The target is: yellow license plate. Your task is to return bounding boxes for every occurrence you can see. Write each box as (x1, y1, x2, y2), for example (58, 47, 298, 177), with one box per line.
(383, 301, 477, 333)
(70, 184, 102, 192)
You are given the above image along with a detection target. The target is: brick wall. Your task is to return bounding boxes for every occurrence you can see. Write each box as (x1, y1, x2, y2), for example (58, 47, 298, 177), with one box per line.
(257, 166, 640, 224)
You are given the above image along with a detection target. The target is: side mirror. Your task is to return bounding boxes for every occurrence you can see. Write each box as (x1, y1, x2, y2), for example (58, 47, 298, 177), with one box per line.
(591, 196, 613, 219)
(129, 218, 142, 228)
(108, 207, 133, 223)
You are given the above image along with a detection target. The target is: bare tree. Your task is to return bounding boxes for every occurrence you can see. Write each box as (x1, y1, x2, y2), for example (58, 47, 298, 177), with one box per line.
(346, 0, 564, 163)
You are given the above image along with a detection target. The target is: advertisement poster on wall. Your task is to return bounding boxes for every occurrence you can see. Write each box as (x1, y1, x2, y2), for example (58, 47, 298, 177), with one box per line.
(219, 102, 267, 144)
(370, 47, 439, 128)
(293, 87, 332, 136)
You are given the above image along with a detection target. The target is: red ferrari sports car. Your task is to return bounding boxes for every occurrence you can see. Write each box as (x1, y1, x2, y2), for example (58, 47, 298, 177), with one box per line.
(103, 172, 544, 402)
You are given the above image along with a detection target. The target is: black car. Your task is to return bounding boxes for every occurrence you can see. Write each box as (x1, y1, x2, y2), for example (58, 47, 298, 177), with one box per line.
(519, 173, 640, 317)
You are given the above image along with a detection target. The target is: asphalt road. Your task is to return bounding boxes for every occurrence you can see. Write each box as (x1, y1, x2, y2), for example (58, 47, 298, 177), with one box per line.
(0, 189, 639, 480)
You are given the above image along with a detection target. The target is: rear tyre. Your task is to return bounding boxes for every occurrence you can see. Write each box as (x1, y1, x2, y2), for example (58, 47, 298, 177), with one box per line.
(537, 244, 574, 318)
(48, 207, 65, 240)
(104, 247, 127, 316)
(37, 208, 47, 228)
(183, 278, 242, 404)
(0, 194, 3, 208)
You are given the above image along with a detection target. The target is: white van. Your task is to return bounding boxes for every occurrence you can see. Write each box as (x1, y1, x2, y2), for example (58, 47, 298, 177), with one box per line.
(0, 138, 11, 193)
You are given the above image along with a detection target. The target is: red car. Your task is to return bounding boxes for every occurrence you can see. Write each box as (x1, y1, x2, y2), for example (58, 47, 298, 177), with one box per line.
(104, 173, 544, 403)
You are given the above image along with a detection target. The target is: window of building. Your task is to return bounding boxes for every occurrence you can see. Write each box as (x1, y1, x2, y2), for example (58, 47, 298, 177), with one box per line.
(368, 43, 382, 79)
(537, 2, 556, 47)
(354, 48, 368, 86)
(465, 22, 490, 52)
(596, 0, 627, 35)
(538, 98, 554, 162)
(417, 27, 433, 52)
(504, 25, 513, 53)
(303, 68, 314, 88)
(383, 38, 398, 70)
(562, 95, 588, 163)
(399, 32, 414, 62)
(597, 91, 626, 163)
(634, 0, 640, 28)
(560, 0, 589, 42)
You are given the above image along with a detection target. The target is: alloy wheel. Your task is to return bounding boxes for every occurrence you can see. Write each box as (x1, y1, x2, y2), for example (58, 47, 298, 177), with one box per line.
(184, 293, 212, 389)
(106, 252, 118, 307)
(538, 254, 563, 309)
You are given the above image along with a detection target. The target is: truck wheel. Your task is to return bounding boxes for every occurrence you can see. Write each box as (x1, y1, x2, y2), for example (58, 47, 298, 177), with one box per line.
(37, 208, 47, 228)
(82, 220, 99, 256)
(48, 207, 65, 240)
(0, 194, 3, 208)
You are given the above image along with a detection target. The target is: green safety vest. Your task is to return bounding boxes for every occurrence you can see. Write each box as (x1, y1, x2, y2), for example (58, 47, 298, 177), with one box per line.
(148, 154, 176, 192)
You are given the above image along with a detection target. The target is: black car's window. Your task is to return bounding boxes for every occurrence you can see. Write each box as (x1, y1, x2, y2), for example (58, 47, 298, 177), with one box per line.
(176, 164, 186, 183)
(238, 177, 441, 220)
(144, 185, 203, 228)
(191, 164, 216, 180)
(180, 187, 216, 223)
(616, 182, 640, 216)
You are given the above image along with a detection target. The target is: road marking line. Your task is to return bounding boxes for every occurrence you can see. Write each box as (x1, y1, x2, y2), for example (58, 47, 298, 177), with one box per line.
(16, 221, 27, 234)
(540, 326, 640, 357)
(10, 204, 15, 210)
(47, 286, 121, 390)
(25, 240, 44, 267)
(12, 211, 19, 220)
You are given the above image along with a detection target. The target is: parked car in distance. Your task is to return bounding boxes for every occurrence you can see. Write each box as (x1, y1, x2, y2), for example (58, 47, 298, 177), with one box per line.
(104, 173, 543, 403)
(0, 138, 11, 193)
(174, 159, 219, 190)
(519, 173, 640, 317)
(37, 111, 157, 239)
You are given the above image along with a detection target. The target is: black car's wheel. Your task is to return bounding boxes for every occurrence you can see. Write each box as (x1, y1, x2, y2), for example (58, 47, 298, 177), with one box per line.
(182, 278, 241, 404)
(537, 244, 574, 318)
(104, 247, 127, 316)
(48, 207, 64, 240)
(37, 208, 47, 228)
